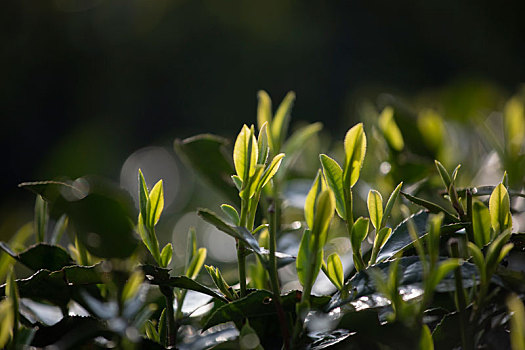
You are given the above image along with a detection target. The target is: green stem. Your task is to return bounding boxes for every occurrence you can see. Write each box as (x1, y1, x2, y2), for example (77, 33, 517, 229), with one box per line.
(465, 189, 474, 244)
(160, 286, 177, 347)
(237, 197, 250, 297)
(268, 202, 290, 350)
(449, 239, 472, 350)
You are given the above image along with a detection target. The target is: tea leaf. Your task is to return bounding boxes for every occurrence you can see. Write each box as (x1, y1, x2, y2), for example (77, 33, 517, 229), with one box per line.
(234, 125, 258, 183)
(325, 253, 344, 290)
(305, 171, 323, 230)
(159, 243, 173, 268)
(312, 190, 336, 249)
(257, 153, 285, 191)
(351, 217, 369, 255)
(186, 248, 207, 280)
(257, 122, 269, 165)
(138, 169, 149, 219)
(122, 270, 144, 302)
(367, 190, 383, 231)
(427, 258, 461, 292)
(381, 182, 402, 228)
(419, 324, 434, 350)
(50, 214, 68, 245)
(504, 97, 525, 156)
(401, 191, 458, 222)
(320, 154, 345, 218)
(271, 91, 295, 152)
(489, 183, 512, 234)
(144, 320, 159, 342)
(34, 194, 48, 243)
(146, 180, 164, 229)
(435, 160, 452, 189)
(472, 201, 491, 247)
(343, 123, 367, 188)
(257, 91, 272, 136)
(378, 106, 404, 151)
(220, 204, 240, 226)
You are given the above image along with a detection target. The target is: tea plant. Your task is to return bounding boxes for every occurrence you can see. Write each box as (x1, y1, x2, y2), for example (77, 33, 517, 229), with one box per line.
(0, 91, 524, 349)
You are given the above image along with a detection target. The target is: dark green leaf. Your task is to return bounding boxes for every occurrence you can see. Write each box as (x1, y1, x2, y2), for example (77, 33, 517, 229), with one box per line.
(0, 242, 74, 271)
(326, 256, 481, 311)
(401, 191, 458, 222)
(375, 211, 429, 263)
(472, 200, 491, 247)
(141, 264, 228, 303)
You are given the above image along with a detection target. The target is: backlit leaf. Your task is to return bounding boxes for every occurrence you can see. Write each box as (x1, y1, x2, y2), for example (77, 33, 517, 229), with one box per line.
(320, 154, 345, 219)
(381, 182, 402, 228)
(351, 217, 369, 254)
(378, 106, 404, 151)
(343, 123, 367, 188)
(489, 183, 512, 234)
(146, 180, 164, 228)
(271, 91, 295, 152)
(367, 190, 383, 231)
(472, 200, 491, 247)
(326, 253, 344, 290)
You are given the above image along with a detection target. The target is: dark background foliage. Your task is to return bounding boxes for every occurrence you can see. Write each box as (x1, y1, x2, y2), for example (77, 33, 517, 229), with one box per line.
(2, 0, 525, 234)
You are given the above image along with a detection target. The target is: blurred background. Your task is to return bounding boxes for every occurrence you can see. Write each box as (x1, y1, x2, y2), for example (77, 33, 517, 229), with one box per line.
(2, 0, 525, 270)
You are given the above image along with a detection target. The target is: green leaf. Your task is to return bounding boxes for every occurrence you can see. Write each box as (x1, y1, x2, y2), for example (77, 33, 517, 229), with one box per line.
(381, 182, 402, 228)
(325, 253, 344, 290)
(138, 213, 160, 263)
(141, 264, 229, 303)
(234, 125, 258, 182)
(504, 97, 525, 157)
(326, 256, 481, 311)
(472, 200, 491, 247)
(376, 211, 429, 263)
(304, 170, 323, 230)
(158, 308, 166, 346)
(231, 175, 243, 191)
(486, 231, 512, 272)
(34, 194, 48, 243)
(271, 91, 295, 152)
(159, 243, 173, 268)
(467, 242, 485, 277)
(205, 265, 236, 300)
(427, 258, 461, 292)
(146, 180, 164, 229)
(257, 122, 269, 165)
(0, 242, 74, 272)
(400, 191, 458, 222)
(197, 209, 265, 258)
(257, 91, 272, 137)
(343, 123, 367, 188)
(378, 106, 404, 151)
(220, 204, 240, 226)
(367, 190, 383, 231)
(203, 289, 328, 331)
(138, 169, 149, 218)
(144, 320, 159, 342)
(435, 160, 452, 189)
(351, 217, 369, 255)
(256, 153, 285, 191)
(186, 247, 207, 280)
(174, 134, 237, 203)
(320, 154, 345, 219)
(419, 324, 434, 350)
(296, 229, 314, 287)
(122, 270, 144, 302)
(370, 227, 392, 265)
(489, 183, 512, 234)
(0, 299, 13, 348)
(311, 190, 336, 249)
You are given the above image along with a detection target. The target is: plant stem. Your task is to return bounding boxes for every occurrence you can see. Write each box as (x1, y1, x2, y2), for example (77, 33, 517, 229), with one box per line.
(449, 239, 472, 350)
(238, 198, 249, 297)
(160, 286, 177, 347)
(268, 202, 290, 350)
